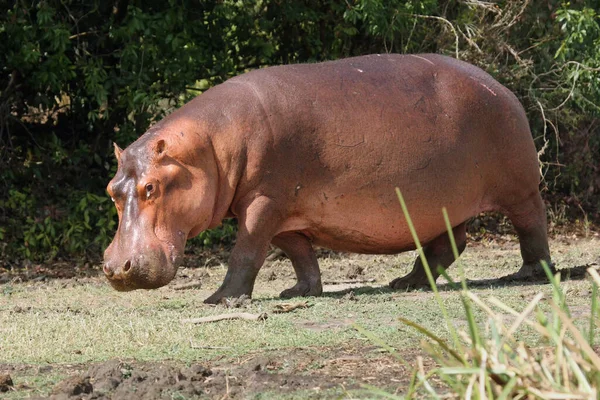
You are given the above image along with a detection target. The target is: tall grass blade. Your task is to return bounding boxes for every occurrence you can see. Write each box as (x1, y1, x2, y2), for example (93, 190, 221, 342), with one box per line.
(587, 267, 600, 287)
(441, 208, 462, 279)
(497, 376, 518, 400)
(542, 260, 571, 319)
(442, 208, 481, 350)
(588, 268, 600, 350)
(438, 366, 480, 374)
(397, 317, 464, 363)
(487, 296, 550, 339)
(499, 292, 544, 349)
(589, 277, 598, 347)
(565, 349, 593, 393)
(550, 303, 600, 372)
(405, 368, 418, 399)
(490, 318, 506, 364)
(395, 188, 462, 353)
(352, 323, 410, 367)
(465, 373, 476, 399)
(436, 268, 459, 290)
(417, 357, 441, 400)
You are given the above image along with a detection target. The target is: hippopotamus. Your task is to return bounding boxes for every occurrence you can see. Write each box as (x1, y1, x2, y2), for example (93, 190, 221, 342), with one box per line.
(103, 53, 552, 304)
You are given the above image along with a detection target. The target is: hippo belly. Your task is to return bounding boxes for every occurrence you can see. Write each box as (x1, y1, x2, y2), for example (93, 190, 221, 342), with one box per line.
(280, 161, 487, 254)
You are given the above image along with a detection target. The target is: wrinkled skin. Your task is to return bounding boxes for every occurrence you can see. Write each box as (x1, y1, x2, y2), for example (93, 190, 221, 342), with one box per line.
(103, 54, 551, 303)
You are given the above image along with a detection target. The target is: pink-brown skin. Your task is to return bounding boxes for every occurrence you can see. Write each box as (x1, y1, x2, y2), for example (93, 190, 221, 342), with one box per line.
(103, 54, 551, 303)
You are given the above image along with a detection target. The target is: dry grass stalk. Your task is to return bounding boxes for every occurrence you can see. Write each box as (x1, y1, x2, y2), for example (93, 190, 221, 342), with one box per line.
(182, 313, 267, 324)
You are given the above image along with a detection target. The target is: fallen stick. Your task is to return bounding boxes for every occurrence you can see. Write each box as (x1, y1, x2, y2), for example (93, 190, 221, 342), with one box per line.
(182, 312, 267, 324)
(323, 278, 376, 285)
(273, 301, 311, 313)
(172, 280, 203, 290)
(189, 340, 231, 350)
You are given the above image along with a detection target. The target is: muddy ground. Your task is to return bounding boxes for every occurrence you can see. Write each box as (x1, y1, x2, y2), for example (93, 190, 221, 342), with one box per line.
(1, 221, 599, 399)
(3, 344, 424, 399)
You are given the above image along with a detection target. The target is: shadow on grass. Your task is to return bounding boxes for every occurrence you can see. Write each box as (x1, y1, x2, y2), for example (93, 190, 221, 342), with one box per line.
(460, 263, 593, 288)
(311, 263, 597, 300)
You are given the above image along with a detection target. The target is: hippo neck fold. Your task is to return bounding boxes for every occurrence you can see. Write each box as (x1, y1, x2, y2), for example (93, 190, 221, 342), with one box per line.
(176, 92, 250, 230)
(204, 133, 243, 229)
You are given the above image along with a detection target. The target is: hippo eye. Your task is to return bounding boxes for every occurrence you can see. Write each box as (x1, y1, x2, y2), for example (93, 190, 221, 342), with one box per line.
(145, 183, 155, 198)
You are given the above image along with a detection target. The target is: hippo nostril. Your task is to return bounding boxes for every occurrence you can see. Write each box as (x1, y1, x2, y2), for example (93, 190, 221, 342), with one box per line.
(103, 263, 114, 278)
(123, 260, 132, 273)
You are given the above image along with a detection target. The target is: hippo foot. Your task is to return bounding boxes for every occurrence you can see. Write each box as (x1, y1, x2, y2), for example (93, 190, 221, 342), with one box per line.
(509, 262, 556, 281)
(280, 281, 323, 299)
(389, 276, 431, 291)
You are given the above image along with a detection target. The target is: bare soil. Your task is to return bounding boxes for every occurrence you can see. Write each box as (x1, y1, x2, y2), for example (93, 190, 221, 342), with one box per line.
(4, 344, 423, 399)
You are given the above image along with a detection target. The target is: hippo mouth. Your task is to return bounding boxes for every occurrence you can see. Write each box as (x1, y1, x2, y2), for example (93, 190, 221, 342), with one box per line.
(104, 248, 182, 291)
(107, 278, 138, 292)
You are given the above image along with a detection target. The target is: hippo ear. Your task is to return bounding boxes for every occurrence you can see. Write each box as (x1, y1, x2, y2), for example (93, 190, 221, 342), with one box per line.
(154, 139, 167, 157)
(113, 142, 123, 162)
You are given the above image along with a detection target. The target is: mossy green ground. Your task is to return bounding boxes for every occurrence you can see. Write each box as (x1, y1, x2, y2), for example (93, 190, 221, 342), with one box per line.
(1, 235, 598, 398)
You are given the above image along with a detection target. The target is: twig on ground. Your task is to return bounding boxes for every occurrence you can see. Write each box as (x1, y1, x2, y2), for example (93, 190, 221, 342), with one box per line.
(189, 340, 231, 350)
(323, 279, 376, 285)
(182, 312, 267, 324)
(172, 280, 202, 290)
(273, 301, 311, 314)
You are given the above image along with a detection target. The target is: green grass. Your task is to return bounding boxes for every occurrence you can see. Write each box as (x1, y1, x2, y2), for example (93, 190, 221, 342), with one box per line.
(0, 282, 425, 364)
(251, 388, 349, 400)
(2, 278, 592, 366)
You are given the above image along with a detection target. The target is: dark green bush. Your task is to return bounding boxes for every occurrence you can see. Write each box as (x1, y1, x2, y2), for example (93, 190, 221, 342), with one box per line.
(0, 0, 598, 263)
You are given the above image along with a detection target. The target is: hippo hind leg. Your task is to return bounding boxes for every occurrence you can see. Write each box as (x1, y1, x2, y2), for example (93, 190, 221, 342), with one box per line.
(390, 222, 467, 290)
(272, 232, 323, 299)
(504, 192, 553, 278)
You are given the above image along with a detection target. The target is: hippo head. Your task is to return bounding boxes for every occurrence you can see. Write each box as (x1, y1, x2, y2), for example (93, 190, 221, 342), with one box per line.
(103, 132, 217, 291)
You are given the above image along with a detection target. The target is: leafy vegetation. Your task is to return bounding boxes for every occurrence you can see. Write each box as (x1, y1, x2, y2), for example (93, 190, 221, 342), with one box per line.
(1, 0, 599, 262)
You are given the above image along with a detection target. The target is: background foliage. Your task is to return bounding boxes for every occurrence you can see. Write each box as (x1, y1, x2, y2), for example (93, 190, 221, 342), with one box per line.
(0, 0, 598, 263)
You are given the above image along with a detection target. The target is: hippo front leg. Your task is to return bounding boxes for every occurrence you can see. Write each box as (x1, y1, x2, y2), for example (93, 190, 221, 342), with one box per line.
(204, 196, 281, 304)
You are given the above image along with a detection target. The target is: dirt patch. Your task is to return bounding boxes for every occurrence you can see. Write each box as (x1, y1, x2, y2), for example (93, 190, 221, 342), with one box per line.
(31, 360, 212, 399)
(22, 344, 420, 399)
(50, 376, 93, 397)
(0, 262, 100, 285)
(0, 373, 14, 392)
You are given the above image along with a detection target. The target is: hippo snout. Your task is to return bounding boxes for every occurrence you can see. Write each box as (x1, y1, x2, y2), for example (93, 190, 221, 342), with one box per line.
(102, 258, 135, 289)
(103, 259, 131, 278)
(103, 249, 178, 291)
